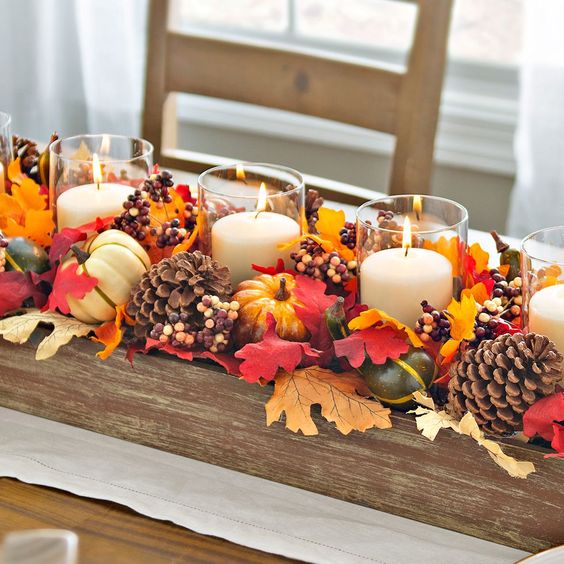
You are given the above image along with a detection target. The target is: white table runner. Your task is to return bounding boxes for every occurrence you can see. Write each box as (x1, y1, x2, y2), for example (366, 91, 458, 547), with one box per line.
(0, 407, 528, 564)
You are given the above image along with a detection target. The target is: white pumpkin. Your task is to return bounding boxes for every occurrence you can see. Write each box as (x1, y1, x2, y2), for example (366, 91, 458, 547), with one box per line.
(63, 229, 151, 323)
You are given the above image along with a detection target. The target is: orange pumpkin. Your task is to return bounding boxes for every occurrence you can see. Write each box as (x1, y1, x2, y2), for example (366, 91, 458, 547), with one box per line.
(234, 273, 309, 345)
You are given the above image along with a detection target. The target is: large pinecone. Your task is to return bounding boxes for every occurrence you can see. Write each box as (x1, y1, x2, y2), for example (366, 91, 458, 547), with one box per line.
(448, 333, 563, 435)
(126, 251, 232, 338)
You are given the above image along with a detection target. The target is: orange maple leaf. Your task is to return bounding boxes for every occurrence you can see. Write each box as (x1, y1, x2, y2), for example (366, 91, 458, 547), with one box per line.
(348, 308, 423, 347)
(424, 236, 462, 274)
(439, 293, 478, 364)
(92, 304, 131, 360)
(11, 178, 47, 210)
(266, 366, 392, 436)
(172, 223, 200, 256)
(315, 207, 354, 261)
(7, 158, 26, 185)
(462, 281, 490, 305)
(469, 242, 489, 274)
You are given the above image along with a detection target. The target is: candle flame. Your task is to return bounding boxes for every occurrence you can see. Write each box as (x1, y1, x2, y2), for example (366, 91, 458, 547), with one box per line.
(92, 153, 103, 188)
(256, 182, 267, 216)
(413, 195, 422, 221)
(236, 163, 246, 181)
(100, 134, 111, 155)
(402, 216, 412, 256)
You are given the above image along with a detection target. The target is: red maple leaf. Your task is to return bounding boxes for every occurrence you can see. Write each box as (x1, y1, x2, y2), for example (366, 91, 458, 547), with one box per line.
(523, 392, 564, 442)
(175, 184, 196, 204)
(49, 227, 87, 265)
(0, 271, 47, 316)
(235, 313, 319, 383)
(344, 290, 367, 322)
(333, 326, 410, 368)
(293, 275, 337, 351)
(45, 263, 98, 315)
(252, 258, 296, 276)
(76, 216, 114, 235)
(547, 423, 564, 458)
(197, 350, 242, 376)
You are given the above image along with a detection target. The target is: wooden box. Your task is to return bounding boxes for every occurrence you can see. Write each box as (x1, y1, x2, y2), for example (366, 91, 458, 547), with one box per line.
(0, 337, 563, 553)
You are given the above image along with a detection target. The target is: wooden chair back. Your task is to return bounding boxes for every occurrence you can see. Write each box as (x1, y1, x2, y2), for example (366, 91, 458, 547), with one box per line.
(143, 0, 452, 198)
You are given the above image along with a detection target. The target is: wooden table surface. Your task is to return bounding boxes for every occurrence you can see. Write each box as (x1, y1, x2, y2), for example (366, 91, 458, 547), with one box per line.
(0, 478, 295, 563)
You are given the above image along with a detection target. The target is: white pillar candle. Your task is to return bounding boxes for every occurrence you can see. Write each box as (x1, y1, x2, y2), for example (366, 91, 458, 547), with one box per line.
(56, 182, 134, 231)
(212, 211, 300, 288)
(529, 284, 564, 357)
(360, 247, 453, 327)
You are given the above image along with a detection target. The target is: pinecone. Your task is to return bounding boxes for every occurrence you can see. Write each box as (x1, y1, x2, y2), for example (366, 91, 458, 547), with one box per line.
(305, 189, 324, 233)
(448, 333, 563, 435)
(126, 251, 232, 338)
(12, 135, 40, 178)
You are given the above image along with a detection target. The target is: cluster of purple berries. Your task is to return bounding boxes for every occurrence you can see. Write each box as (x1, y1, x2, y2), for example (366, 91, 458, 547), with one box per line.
(415, 301, 452, 343)
(291, 239, 357, 287)
(150, 218, 189, 248)
(112, 188, 152, 241)
(150, 295, 240, 353)
(339, 221, 357, 250)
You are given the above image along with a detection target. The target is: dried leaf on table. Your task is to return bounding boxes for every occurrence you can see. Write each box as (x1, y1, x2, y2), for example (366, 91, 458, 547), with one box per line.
(235, 313, 319, 383)
(333, 326, 409, 368)
(410, 392, 535, 478)
(0, 308, 98, 360)
(266, 366, 392, 436)
(45, 263, 98, 315)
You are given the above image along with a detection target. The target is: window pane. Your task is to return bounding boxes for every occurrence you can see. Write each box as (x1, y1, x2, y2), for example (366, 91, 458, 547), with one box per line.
(449, 0, 522, 64)
(297, 0, 417, 56)
(173, 0, 288, 33)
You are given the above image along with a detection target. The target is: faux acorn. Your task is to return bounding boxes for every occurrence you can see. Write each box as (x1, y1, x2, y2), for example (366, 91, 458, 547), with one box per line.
(4, 237, 50, 274)
(491, 230, 520, 282)
(325, 297, 437, 410)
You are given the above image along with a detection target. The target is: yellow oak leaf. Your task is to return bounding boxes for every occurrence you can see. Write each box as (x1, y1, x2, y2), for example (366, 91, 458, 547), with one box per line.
(266, 366, 392, 436)
(348, 308, 423, 347)
(445, 293, 477, 341)
(11, 177, 47, 211)
(0, 308, 98, 360)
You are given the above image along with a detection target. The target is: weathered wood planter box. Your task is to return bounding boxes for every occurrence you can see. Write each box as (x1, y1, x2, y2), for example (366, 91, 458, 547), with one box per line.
(0, 337, 563, 554)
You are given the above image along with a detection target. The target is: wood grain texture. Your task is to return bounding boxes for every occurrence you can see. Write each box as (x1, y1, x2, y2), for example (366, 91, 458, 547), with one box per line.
(0, 478, 294, 564)
(142, 0, 453, 196)
(0, 337, 562, 554)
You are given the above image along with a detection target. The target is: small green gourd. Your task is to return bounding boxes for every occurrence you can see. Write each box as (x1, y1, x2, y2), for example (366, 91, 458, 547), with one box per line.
(491, 231, 521, 282)
(325, 297, 437, 410)
(5, 237, 50, 274)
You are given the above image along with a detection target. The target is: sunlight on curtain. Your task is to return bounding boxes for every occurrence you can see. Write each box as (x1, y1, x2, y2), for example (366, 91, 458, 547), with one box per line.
(0, 0, 148, 140)
(507, 0, 564, 237)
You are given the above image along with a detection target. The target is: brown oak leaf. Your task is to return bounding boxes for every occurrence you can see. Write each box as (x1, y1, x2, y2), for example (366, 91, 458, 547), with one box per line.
(266, 366, 392, 436)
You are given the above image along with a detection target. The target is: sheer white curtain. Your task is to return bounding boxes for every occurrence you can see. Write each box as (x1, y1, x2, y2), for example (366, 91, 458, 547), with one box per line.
(0, 0, 148, 141)
(507, 0, 564, 237)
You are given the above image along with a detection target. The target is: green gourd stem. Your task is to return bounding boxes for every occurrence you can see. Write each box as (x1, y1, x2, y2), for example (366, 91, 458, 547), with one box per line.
(70, 244, 90, 265)
(324, 296, 350, 340)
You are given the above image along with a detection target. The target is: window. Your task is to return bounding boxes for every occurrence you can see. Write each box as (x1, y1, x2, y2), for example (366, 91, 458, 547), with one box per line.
(170, 0, 521, 175)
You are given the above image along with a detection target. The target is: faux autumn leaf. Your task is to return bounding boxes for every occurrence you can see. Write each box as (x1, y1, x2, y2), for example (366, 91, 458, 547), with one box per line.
(462, 280, 493, 306)
(11, 177, 47, 210)
(410, 395, 535, 478)
(349, 308, 423, 348)
(546, 423, 564, 458)
(445, 293, 477, 341)
(2, 209, 55, 247)
(464, 243, 490, 286)
(266, 366, 392, 436)
(49, 228, 87, 266)
(0, 271, 47, 316)
(7, 157, 26, 185)
(293, 275, 337, 350)
(252, 258, 296, 276)
(46, 263, 98, 315)
(333, 326, 409, 368)
(92, 304, 128, 360)
(523, 392, 564, 442)
(315, 207, 354, 261)
(235, 313, 319, 383)
(0, 193, 24, 224)
(424, 236, 463, 274)
(0, 308, 97, 360)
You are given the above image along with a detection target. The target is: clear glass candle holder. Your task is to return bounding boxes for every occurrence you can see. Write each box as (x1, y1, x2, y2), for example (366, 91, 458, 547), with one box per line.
(356, 195, 468, 328)
(199, 163, 305, 287)
(521, 226, 564, 358)
(49, 134, 153, 231)
(0, 111, 12, 191)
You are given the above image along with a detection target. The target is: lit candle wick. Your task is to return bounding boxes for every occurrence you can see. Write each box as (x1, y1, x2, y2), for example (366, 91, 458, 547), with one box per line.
(402, 216, 412, 257)
(92, 153, 103, 191)
(413, 195, 422, 222)
(255, 182, 267, 219)
(236, 163, 248, 184)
